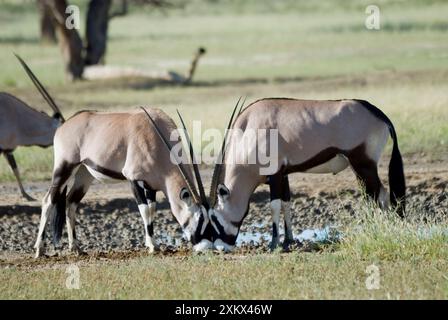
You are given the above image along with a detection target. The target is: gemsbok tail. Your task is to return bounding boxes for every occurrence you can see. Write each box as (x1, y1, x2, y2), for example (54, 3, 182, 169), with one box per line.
(386, 123, 406, 216)
(51, 186, 67, 245)
(357, 100, 406, 216)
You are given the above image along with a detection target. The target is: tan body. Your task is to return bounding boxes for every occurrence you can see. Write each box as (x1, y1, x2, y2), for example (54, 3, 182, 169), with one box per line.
(0, 93, 60, 200)
(35, 108, 211, 258)
(209, 98, 405, 251)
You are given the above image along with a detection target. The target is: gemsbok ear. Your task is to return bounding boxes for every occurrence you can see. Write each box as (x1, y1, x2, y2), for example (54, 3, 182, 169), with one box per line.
(217, 184, 230, 201)
(180, 187, 192, 206)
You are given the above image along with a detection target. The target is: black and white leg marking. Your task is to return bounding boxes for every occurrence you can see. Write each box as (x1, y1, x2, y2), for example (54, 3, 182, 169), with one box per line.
(3, 151, 35, 201)
(269, 173, 293, 249)
(66, 165, 94, 254)
(131, 181, 158, 252)
(281, 175, 294, 247)
(268, 173, 283, 249)
(35, 161, 76, 258)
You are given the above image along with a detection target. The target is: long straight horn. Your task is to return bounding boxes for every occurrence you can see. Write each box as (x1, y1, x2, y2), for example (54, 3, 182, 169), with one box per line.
(14, 54, 65, 122)
(176, 110, 209, 209)
(209, 97, 242, 207)
(237, 96, 247, 116)
(140, 107, 200, 204)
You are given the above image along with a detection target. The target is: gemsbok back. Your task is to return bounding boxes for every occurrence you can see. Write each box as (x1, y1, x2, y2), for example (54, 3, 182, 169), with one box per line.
(208, 98, 406, 251)
(16, 59, 213, 258)
(0, 55, 65, 201)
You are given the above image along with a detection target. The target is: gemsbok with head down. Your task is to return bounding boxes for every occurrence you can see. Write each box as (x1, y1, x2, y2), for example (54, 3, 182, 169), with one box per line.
(208, 98, 406, 251)
(0, 55, 65, 201)
(15, 58, 213, 258)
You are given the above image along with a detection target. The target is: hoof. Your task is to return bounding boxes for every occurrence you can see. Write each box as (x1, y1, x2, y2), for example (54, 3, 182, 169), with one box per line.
(147, 244, 160, 254)
(34, 248, 45, 259)
(69, 246, 86, 256)
(282, 238, 294, 250)
(193, 239, 214, 252)
(22, 193, 36, 202)
(213, 239, 234, 253)
(269, 239, 280, 251)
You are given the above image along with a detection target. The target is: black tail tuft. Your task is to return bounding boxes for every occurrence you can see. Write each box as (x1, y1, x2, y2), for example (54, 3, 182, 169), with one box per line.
(52, 186, 67, 246)
(356, 99, 406, 217)
(388, 130, 406, 217)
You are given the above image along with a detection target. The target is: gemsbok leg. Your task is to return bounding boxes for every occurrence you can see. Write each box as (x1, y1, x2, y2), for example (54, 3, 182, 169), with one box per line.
(34, 162, 76, 258)
(130, 181, 158, 252)
(66, 165, 94, 254)
(281, 175, 294, 248)
(3, 151, 35, 201)
(268, 172, 292, 249)
(348, 152, 389, 210)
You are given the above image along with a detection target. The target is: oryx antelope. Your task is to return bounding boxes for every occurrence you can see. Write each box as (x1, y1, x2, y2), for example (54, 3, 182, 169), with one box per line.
(0, 56, 65, 201)
(15, 58, 213, 258)
(34, 107, 213, 258)
(208, 98, 406, 251)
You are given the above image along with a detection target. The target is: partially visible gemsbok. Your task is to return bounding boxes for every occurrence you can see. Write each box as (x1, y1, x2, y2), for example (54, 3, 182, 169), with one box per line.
(0, 55, 65, 201)
(208, 98, 406, 251)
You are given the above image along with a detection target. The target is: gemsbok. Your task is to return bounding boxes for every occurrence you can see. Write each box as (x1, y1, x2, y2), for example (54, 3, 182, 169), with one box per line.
(0, 55, 65, 201)
(14, 58, 213, 258)
(208, 98, 406, 251)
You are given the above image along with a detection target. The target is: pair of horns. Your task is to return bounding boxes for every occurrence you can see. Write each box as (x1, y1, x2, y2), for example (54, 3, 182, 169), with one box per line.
(14, 54, 65, 122)
(140, 107, 207, 208)
(142, 96, 245, 209)
(209, 97, 245, 207)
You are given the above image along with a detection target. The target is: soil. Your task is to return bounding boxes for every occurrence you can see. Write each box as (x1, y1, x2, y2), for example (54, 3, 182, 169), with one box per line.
(0, 153, 446, 268)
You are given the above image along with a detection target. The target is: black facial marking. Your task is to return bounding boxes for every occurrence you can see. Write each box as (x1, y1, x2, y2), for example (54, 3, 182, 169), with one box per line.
(272, 222, 278, 238)
(191, 213, 205, 245)
(83, 159, 126, 180)
(211, 215, 237, 245)
(181, 217, 191, 230)
(147, 223, 154, 237)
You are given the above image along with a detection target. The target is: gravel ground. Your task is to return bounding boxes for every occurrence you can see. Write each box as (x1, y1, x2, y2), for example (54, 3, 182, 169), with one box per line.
(0, 156, 447, 257)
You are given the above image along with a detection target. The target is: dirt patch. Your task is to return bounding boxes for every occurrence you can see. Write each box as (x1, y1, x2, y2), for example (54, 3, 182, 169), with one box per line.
(0, 154, 447, 268)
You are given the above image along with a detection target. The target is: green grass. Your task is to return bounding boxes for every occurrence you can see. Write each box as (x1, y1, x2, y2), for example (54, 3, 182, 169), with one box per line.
(1, 206, 447, 299)
(1, 0, 447, 183)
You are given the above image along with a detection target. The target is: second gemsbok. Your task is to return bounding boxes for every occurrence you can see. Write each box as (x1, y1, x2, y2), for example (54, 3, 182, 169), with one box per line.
(208, 98, 406, 251)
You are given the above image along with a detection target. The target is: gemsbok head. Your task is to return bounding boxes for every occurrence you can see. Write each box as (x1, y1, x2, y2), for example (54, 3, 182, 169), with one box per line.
(0, 55, 65, 201)
(208, 98, 406, 252)
(16, 58, 213, 258)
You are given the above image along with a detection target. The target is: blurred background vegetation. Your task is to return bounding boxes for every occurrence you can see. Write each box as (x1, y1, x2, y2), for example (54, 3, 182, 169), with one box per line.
(1, 0, 447, 181)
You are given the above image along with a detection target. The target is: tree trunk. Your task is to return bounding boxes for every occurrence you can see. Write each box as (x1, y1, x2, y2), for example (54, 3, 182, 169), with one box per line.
(37, 0, 56, 44)
(85, 0, 112, 66)
(46, 0, 84, 81)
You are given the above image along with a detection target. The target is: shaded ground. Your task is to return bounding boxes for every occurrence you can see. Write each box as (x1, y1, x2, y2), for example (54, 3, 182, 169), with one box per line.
(0, 153, 447, 268)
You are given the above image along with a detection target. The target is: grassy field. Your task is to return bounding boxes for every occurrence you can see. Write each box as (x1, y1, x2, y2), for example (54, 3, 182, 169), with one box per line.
(1, 207, 447, 299)
(1, 0, 447, 182)
(1, 0, 447, 300)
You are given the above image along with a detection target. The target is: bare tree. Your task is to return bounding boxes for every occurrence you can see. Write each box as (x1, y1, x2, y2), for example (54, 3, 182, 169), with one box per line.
(45, 0, 84, 80)
(85, 0, 112, 66)
(40, 0, 175, 80)
(37, 0, 56, 44)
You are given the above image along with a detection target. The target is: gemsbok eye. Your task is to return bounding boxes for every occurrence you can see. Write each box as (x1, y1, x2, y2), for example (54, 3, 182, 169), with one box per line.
(180, 188, 191, 205)
(217, 184, 230, 199)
